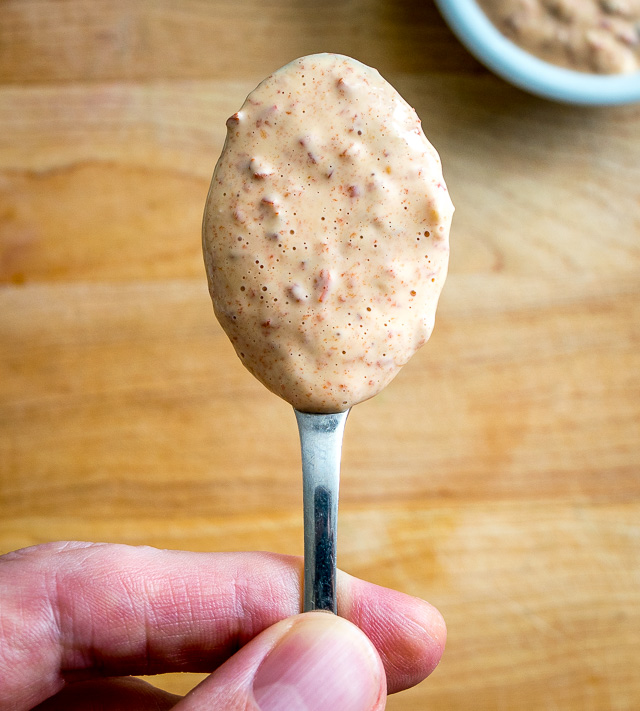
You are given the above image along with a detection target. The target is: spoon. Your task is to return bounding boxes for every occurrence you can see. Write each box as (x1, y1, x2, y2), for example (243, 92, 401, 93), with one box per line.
(294, 409, 350, 613)
(202, 54, 453, 612)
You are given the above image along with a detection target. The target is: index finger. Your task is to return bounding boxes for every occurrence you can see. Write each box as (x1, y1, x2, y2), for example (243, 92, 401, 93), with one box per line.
(0, 541, 446, 710)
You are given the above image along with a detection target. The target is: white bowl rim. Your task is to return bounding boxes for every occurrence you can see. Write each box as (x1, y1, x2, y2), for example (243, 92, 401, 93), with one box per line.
(434, 0, 640, 105)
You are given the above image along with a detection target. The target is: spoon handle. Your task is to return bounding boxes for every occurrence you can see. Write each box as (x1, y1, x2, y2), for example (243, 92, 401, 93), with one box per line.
(294, 409, 350, 613)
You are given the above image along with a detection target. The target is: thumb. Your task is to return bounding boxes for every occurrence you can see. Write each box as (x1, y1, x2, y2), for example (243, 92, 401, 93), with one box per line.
(175, 611, 387, 711)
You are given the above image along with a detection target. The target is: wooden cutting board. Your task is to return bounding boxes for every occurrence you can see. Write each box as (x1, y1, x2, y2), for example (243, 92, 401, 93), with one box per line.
(1, 2, 639, 709)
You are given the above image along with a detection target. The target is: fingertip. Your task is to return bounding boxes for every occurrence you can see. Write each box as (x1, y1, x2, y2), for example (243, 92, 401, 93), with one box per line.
(175, 612, 386, 711)
(338, 573, 447, 693)
(402, 595, 447, 682)
(253, 613, 386, 711)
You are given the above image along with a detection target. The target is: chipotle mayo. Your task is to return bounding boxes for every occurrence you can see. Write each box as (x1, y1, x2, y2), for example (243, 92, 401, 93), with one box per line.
(202, 54, 453, 413)
(477, 0, 640, 74)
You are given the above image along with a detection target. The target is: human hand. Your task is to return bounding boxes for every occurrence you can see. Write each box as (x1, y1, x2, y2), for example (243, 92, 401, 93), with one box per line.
(0, 542, 446, 710)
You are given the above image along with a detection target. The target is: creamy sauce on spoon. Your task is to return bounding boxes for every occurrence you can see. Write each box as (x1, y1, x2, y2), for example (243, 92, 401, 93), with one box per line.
(203, 54, 453, 413)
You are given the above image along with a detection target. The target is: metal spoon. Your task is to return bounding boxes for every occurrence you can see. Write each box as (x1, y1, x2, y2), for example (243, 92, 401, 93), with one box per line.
(294, 409, 350, 613)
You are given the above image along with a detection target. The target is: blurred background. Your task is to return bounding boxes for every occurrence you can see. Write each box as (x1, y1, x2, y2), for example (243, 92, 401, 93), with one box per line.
(1, 1, 639, 709)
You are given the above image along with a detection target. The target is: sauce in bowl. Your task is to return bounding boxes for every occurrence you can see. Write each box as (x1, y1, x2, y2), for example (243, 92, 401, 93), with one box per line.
(476, 0, 640, 74)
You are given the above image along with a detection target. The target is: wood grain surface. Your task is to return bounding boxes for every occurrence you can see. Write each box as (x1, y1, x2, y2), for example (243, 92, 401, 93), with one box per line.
(1, 1, 639, 709)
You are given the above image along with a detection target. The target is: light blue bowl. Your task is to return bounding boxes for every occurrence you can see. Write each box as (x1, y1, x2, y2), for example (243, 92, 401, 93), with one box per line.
(434, 0, 640, 105)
